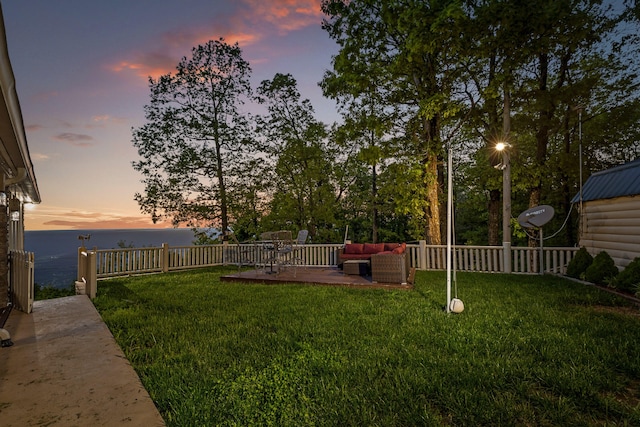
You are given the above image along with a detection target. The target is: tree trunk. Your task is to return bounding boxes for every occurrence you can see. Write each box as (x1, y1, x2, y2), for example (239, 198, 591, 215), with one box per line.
(529, 52, 551, 248)
(424, 153, 442, 245)
(215, 140, 229, 233)
(562, 106, 576, 246)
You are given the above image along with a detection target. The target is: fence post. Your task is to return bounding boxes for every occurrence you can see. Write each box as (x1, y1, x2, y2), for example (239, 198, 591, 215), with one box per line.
(162, 243, 169, 273)
(85, 251, 97, 299)
(419, 240, 427, 270)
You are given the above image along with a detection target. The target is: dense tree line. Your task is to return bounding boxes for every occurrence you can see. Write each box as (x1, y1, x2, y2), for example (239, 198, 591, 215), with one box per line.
(132, 1, 639, 246)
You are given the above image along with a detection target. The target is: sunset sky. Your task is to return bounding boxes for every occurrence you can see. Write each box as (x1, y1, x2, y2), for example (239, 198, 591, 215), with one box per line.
(3, 0, 339, 230)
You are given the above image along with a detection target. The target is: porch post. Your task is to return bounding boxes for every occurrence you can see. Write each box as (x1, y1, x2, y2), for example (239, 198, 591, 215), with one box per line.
(0, 177, 7, 308)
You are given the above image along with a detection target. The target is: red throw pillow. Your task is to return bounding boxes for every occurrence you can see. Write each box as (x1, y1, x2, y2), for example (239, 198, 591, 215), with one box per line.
(344, 243, 364, 254)
(364, 243, 385, 254)
(384, 243, 400, 251)
(392, 243, 407, 254)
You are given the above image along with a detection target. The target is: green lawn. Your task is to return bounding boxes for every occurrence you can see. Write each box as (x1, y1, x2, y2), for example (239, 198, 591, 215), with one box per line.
(93, 267, 640, 426)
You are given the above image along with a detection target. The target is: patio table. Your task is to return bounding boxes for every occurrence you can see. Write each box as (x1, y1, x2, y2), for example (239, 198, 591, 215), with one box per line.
(258, 233, 277, 274)
(258, 231, 293, 274)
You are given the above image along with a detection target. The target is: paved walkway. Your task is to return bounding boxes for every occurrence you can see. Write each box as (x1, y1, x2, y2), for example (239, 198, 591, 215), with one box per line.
(0, 295, 165, 426)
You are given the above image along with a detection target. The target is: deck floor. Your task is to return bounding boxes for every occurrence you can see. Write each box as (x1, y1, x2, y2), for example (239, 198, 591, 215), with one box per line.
(221, 266, 413, 290)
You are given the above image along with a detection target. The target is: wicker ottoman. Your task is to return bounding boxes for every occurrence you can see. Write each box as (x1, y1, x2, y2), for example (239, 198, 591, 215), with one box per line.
(371, 253, 408, 284)
(343, 259, 370, 275)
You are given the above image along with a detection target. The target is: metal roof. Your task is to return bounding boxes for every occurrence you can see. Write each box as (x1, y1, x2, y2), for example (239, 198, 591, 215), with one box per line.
(571, 158, 640, 203)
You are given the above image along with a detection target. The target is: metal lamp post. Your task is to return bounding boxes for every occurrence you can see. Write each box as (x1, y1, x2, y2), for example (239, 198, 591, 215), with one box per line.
(496, 142, 511, 274)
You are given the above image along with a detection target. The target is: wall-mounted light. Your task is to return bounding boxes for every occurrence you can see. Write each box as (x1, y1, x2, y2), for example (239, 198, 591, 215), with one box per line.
(0, 192, 6, 207)
(9, 198, 20, 222)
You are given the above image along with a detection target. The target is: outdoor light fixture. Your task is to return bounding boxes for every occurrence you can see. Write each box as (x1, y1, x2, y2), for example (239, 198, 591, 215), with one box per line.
(494, 142, 511, 170)
(8, 198, 20, 222)
(0, 192, 6, 207)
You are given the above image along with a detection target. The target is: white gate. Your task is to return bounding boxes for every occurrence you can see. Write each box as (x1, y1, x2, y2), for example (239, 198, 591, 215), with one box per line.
(10, 250, 34, 313)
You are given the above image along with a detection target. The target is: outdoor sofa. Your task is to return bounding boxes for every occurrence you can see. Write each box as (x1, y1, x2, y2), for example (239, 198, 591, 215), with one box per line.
(338, 242, 410, 284)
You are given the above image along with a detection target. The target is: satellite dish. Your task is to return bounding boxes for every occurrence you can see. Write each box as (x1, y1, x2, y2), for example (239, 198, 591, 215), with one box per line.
(517, 205, 555, 229)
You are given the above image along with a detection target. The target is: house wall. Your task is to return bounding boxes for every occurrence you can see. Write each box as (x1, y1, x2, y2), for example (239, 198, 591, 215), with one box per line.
(580, 195, 640, 269)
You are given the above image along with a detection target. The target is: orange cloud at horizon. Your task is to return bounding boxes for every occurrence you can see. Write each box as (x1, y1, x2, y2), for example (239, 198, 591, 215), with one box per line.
(24, 206, 173, 231)
(41, 217, 172, 230)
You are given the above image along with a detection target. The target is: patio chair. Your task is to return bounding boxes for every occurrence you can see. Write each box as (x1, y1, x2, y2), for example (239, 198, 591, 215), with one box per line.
(295, 229, 309, 246)
(273, 230, 295, 274)
(290, 230, 308, 274)
(225, 231, 256, 271)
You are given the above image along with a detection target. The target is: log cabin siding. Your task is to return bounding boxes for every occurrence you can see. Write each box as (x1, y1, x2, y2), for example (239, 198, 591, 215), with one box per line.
(580, 195, 640, 269)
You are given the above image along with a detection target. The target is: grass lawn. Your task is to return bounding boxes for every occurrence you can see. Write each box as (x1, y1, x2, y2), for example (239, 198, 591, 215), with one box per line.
(93, 267, 640, 426)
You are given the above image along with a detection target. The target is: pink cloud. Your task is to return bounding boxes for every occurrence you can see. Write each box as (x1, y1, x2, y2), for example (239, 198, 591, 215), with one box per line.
(110, 51, 179, 80)
(26, 124, 44, 132)
(32, 91, 59, 102)
(111, 29, 260, 80)
(31, 153, 50, 161)
(109, 0, 323, 80)
(53, 133, 94, 147)
(242, 0, 324, 32)
(86, 115, 127, 128)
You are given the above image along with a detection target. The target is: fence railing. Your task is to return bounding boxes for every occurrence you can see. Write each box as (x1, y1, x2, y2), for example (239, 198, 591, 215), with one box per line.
(416, 244, 578, 274)
(77, 242, 578, 298)
(10, 250, 34, 313)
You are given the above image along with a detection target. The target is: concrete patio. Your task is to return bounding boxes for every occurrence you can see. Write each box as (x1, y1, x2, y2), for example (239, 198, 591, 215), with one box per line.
(0, 295, 165, 426)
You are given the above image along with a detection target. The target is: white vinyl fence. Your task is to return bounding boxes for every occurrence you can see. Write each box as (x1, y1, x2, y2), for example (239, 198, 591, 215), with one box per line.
(414, 243, 578, 275)
(77, 241, 578, 298)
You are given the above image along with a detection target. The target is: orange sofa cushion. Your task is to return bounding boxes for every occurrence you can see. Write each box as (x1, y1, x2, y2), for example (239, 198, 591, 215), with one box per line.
(392, 243, 407, 254)
(363, 243, 385, 254)
(343, 243, 364, 254)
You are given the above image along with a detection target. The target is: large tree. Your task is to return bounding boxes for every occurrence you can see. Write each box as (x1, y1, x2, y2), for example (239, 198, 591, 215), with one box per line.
(450, 0, 640, 246)
(256, 73, 340, 242)
(132, 39, 254, 232)
(498, 0, 638, 246)
(321, 0, 469, 245)
(329, 80, 397, 243)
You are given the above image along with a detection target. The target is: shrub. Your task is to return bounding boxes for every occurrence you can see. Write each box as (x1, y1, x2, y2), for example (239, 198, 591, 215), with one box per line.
(584, 251, 619, 285)
(566, 247, 593, 279)
(611, 257, 640, 294)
